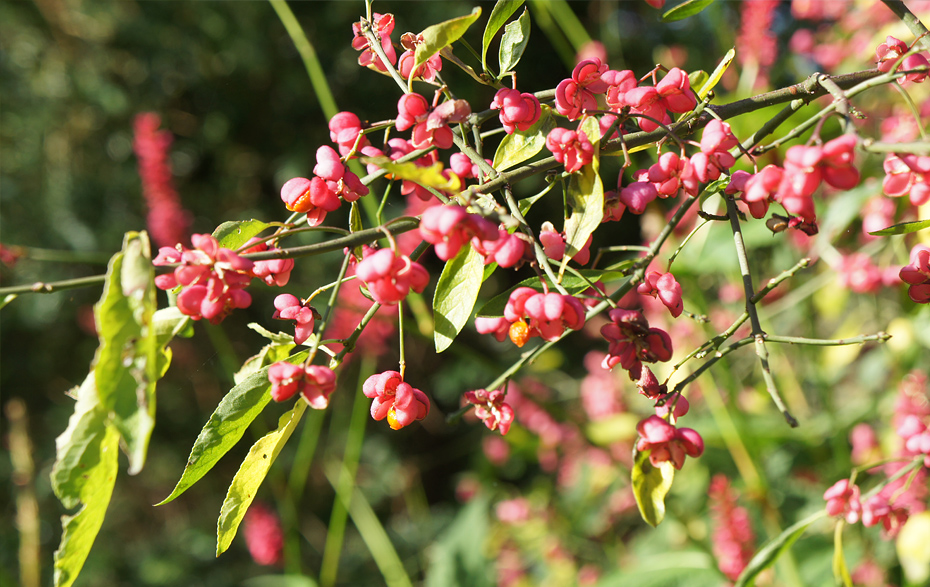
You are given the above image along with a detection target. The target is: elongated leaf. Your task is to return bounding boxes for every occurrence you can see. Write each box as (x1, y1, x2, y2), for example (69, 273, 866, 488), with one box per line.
(562, 116, 603, 268)
(833, 522, 853, 587)
(434, 245, 486, 353)
(362, 156, 462, 193)
(50, 372, 120, 587)
(869, 218, 930, 236)
(697, 48, 735, 99)
(734, 510, 827, 587)
(518, 181, 557, 216)
(157, 346, 304, 505)
(482, 0, 524, 73)
(631, 449, 675, 527)
(213, 219, 273, 250)
(492, 105, 554, 171)
(93, 232, 158, 475)
(498, 9, 530, 74)
(662, 0, 715, 22)
(415, 8, 482, 73)
(476, 270, 625, 317)
(216, 402, 307, 556)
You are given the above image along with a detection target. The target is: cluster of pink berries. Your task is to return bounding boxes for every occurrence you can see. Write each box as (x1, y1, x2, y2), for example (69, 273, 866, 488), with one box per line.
(154, 234, 255, 324)
(635, 415, 704, 470)
(267, 362, 336, 409)
(362, 370, 430, 430)
(354, 245, 429, 306)
(418, 204, 524, 267)
(883, 153, 930, 206)
(900, 245, 930, 303)
(476, 287, 587, 348)
(876, 35, 930, 82)
(727, 134, 859, 231)
(464, 387, 515, 435)
(280, 146, 369, 227)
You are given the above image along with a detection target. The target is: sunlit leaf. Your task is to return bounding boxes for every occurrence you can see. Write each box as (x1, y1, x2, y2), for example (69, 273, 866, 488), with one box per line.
(498, 9, 530, 75)
(415, 7, 482, 74)
(213, 219, 273, 250)
(157, 347, 304, 506)
(562, 116, 603, 269)
(492, 105, 554, 171)
(482, 0, 524, 73)
(518, 181, 557, 216)
(92, 232, 158, 475)
(476, 270, 625, 317)
(216, 401, 307, 556)
(897, 511, 930, 585)
(434, 245, 486, 353)
(362, 156, 462, 194)
(50, 372, 120, 587)
(697, 48, 735, 99)
(869, 218, 930, 236)
(833, 522, 853, 587)
(631, 449, 675, 527)
(734, 510, 827, 587)
(662, 0, 715, 23)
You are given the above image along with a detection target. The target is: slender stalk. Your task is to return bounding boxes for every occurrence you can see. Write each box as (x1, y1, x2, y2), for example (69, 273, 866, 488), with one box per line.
(0, 274, 107, 296)
(724, 195, 797, 427)
(764, 332, 891, 346)
(269, 0, 338, 119)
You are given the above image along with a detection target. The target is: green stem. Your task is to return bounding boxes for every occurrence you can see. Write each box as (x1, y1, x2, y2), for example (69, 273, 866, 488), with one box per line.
(763, 332, 891, 346)
(269, 0, 338, 119)
(724, 195, 797, 427)
(0, 274, 106, 296)
(880, 0, 930, 52)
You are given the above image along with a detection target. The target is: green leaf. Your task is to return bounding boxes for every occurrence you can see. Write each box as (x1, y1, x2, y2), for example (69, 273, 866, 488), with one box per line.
(153, 306, 190, 343)
(492, 105, 554, 171)
(425, 495, 493, 587)
(833, 522, 853, 587)
(93, 232, 159, 475)
(869, 218, 930, 236)
(498, 9, 530, 75)
(415, 7, 482, 74)
(631, 449, 675, 527)
(362, 156, 462, 193)
(662, 0, 716, 22)
(433, 245, 486, 353)
(476, 270, 625, 317)
(688, 70, 708, 94)
(697, 47, 735, 99)
(157, 347, 304, 506)
(248, 322, 301, 346)
(213, 219, 273, 250)
(216, 401, 307, 556)
(482, 0, 524, 74)
(562, 116, 603, 268)
(734, 510, 827, 587)
(518, 181, 558, 217)
(50, 372, 120, 587)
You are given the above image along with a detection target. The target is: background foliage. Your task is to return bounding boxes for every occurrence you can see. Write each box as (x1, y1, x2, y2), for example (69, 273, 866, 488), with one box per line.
(2, 1, 930, 586)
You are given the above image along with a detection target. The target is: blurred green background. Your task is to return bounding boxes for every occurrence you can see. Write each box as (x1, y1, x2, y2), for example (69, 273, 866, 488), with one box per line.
(4, 1, 929, 586)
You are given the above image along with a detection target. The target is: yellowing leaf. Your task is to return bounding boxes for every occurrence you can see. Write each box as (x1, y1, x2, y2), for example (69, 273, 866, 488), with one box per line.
(698, 48, 735, 99)
(216, 401, 307, 556)
(363, 156, 462, 194)
(562, 116, 603, 270)
(631, 449, 675, 527)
